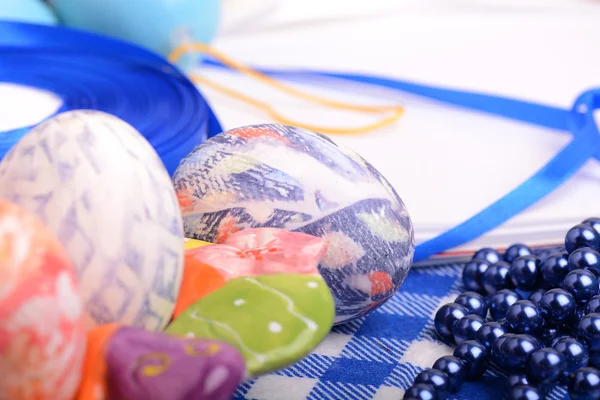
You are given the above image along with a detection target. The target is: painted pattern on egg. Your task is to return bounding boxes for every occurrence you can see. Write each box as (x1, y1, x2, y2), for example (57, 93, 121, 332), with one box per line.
(172, 124, 415, 323)
(0, 110, 184, 331)
(0, 200, 86, 400)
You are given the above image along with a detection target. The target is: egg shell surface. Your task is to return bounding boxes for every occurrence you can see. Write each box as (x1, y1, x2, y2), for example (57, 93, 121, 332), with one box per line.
(0, 110, 184, 331)
(172, 124, 415, 323)
(0, 199, 86, 400)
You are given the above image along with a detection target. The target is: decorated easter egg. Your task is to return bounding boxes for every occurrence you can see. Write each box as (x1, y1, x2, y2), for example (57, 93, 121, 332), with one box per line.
(0, 110, 184, 331)
(172, 124, 415, 323)
(0, 199, 86, 400)
(167, 274, 334, 377)
(105, 327, 245, 400)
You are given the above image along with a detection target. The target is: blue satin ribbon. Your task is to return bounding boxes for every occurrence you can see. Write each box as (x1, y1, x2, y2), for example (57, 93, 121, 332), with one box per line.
(0, 21, 222, 176)
(203, 60, 600, 262)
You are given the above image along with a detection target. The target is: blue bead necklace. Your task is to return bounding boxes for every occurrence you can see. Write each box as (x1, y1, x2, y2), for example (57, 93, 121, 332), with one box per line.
(405, 218, 600, 400)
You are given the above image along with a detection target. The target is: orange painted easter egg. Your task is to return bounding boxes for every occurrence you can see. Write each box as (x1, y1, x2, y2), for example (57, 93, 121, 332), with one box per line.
(0, 200, 86, 400)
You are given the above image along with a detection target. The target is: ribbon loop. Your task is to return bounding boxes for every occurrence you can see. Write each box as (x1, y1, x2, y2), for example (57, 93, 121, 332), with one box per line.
(0, 21, 222, 176)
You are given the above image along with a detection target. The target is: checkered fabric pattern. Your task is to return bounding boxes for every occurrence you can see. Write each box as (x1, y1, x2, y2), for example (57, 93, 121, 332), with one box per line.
(233, 262, 571, 400)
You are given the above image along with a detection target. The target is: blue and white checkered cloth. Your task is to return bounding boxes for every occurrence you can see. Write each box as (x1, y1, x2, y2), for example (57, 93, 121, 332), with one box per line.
(233, 262, 571, 400)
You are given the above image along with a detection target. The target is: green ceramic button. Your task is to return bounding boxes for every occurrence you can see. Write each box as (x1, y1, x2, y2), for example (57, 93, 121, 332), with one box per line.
(165, 273, 335, 376)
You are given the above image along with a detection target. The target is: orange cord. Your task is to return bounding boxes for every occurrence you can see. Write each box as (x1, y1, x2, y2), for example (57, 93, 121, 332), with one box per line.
(168, 43, 404, 135)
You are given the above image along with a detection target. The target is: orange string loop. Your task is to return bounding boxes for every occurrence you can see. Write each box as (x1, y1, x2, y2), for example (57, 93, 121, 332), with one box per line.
(168, 43, 404, 135)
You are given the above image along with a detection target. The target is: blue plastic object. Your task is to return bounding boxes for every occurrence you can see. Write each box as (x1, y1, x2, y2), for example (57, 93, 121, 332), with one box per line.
(0, 21, 222, 176)
(0, 0, 58, 25)
(49, 0, 220, 57)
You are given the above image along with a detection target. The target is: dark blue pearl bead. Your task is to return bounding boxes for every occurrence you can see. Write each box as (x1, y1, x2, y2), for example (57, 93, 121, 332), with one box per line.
(453, 340, 489, 378)
(504, 244, 533, 264)
(454, 291, 488, 318)
(553, 337, 589, 372)
(506, 300, 543, 334)
(506, 374, 531, 388)
(432, 356, 466, 393)
(498, 318, 509, 330)
(540, 288, 576, 324)
(566, 224, 600, 254)
(462, 260, 491, 293)
(491, 333, 514, 368)
(403, 383, 436, 400)
(453, 315, 485, 345)
(434, 303, 469, 342)
(540, 251, 570, 289)
(551, 334, 572, 347)
(588, 350, 600, 368)
(472, 247, 501, 264)
(499, 334, 543, 372)
(414, 369, 451, 400)
(506, 385, 543, 400)
(568, 367, 600, 400)
(578, 313, 600, 351)
(587, 295, 600, 314)
(528, 288, 546, 305)
(526, 348, 567, 384)
(563, 269, 599, 304)
(540, 323, 564, 346)
(569, 247, 600, 276)
(571, 306, 590, 329)
(537, 249, 553, 262)
(583, 218, 600, 236)
(476, 321, 506, 349)
(490, 289, 522, 320)
(510, 255, 541, 291)
(481, 262, 513, 295)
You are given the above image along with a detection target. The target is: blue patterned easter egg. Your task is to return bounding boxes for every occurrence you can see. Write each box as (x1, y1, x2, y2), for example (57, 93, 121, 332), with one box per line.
(172, 124, 415, 323)
(0, 110, 184, 332)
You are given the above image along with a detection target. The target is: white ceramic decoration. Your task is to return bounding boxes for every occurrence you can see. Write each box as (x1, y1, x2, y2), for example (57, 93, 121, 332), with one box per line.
(0, 110, 184, 331)
(173, 124, 415, 324)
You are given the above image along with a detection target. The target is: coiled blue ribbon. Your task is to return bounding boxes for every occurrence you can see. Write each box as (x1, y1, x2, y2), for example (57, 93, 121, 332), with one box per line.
(0, 21, 222, 176)
(203, 60, 600, 262)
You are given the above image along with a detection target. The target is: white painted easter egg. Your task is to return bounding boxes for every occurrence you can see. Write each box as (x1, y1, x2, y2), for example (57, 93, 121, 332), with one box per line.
(0, 110, 184, 331)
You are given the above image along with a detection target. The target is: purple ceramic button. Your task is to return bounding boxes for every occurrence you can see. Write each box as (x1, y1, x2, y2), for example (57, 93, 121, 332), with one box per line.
(106, 327, 245, 400)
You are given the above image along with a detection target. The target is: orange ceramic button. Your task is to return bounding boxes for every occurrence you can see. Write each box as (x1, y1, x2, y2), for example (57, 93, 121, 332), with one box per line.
(74, 323, 120, 400)
(173, 254, 226, 318)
